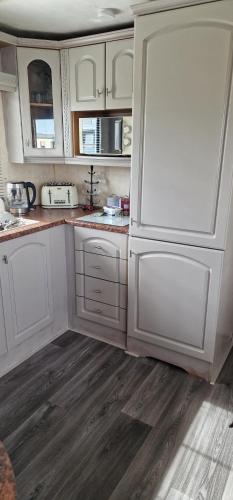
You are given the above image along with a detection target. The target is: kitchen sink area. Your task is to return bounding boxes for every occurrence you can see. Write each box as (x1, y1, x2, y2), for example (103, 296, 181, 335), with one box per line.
(0, 215, 39, 232)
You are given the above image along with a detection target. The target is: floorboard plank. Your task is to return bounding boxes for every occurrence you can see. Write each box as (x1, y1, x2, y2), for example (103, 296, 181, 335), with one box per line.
(1, 331, 233, 500)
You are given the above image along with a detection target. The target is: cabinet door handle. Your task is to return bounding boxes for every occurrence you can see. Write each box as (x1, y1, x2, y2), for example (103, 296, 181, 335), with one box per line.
(106, 88, 112, 95)
(95, 245, 103, 250)
(2, 255, 8, 264)
(97, 89, 104, 96)
(92, 265, 101, 270)
(94, 289, 102, 294)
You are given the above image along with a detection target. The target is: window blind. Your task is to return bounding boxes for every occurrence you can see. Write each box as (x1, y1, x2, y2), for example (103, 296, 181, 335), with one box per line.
(0, 93, 7, 197)
(0, 159, 6, 197)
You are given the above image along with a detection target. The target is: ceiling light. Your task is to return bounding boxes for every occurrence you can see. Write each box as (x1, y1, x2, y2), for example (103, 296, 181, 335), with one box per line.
(97, 8, 122, 19)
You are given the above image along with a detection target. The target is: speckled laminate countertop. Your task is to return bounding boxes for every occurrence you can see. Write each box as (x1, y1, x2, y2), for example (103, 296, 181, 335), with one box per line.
(0, 207, 129, 243)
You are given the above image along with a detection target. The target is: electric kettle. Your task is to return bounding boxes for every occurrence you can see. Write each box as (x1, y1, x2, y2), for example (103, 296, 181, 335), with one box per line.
(6, 181, 36, 215)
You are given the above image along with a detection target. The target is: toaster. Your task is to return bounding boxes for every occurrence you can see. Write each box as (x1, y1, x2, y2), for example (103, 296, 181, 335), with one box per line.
(41, 182, 79, 208)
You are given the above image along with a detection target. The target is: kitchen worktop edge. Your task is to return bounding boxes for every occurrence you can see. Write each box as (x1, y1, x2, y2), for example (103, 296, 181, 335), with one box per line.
(0, 207, 129, 243)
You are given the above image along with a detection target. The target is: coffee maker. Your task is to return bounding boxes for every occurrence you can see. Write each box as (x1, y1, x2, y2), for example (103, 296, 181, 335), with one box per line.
(6, 182, 36, 215)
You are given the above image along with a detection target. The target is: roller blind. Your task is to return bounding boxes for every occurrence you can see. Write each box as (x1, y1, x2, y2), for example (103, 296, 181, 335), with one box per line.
(0, 93, 7, 197)
(0, 159, 5, 197)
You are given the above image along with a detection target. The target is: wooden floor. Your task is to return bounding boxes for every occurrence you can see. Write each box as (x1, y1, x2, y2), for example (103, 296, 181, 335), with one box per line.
(1, 332, 233, 500)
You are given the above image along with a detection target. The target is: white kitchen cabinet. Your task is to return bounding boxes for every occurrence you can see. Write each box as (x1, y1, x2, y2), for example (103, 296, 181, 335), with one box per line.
(74, 226, 128, 335)
(128, 238, 223, 362)
(69, 39, 133, 111)
(130, 0, 233, 250)
(17, 47, 63, 157)
(106, 39, 133, 109)
(69, 44, 105, 111)
(0, 275, 7, 356)
(0, 231, 54, 348)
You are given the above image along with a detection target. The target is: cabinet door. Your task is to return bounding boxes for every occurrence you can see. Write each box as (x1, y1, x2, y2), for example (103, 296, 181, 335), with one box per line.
(0, 232, 54, 348)
(131, 1, 233, 249)
(128, 238, 223, 362)
(106, 39, 133, 109)
(0, 273, 7, 356)
(69, 44, 105, 111)
(17, 47, 63, 157)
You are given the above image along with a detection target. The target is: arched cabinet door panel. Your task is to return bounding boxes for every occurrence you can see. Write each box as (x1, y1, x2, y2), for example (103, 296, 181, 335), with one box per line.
(128, 238, 223, 362)
(106, 39, 134, 109)
(131, 1, 233, 249)
(69, 44, 105, 111)
(17, 47, 63, 157)
(0, 232, 53, 348)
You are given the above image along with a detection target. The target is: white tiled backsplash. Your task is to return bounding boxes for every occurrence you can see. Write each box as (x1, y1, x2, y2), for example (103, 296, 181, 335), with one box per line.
(0, 94, 130, 207)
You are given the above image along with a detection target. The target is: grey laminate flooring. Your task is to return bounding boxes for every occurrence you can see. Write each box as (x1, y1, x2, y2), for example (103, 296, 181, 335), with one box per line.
(1, 331, 233, 500)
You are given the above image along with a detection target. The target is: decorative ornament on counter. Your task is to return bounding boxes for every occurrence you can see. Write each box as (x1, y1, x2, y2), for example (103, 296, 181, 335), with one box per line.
(84, 165, 100, 210)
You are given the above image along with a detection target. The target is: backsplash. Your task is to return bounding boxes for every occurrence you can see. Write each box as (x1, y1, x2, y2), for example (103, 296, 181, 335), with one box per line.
(0, 94, 130, 207)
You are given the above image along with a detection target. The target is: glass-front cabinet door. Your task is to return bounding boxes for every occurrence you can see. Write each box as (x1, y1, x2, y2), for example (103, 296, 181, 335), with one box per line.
(17, 48, 63, 158)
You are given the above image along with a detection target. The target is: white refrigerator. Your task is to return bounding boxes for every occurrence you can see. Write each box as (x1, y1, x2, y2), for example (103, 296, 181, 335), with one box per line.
(127, 0, 233, 382)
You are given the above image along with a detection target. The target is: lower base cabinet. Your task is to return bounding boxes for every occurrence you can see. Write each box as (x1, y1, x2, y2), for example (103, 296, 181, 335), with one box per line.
(127, 237, 231, 381)
(74, 226, 128, 347)
(0, 226, 68, 376)
(0, 278, 7, 356)
(0, 231, 54, 348)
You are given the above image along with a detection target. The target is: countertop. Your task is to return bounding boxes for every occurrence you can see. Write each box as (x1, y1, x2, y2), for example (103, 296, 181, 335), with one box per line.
(0, 207, 129, 243)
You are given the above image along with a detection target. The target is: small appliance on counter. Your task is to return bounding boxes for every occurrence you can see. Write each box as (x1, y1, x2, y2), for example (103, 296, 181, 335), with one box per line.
(6, 181, 36, 215)
(41, 182, 79, 208)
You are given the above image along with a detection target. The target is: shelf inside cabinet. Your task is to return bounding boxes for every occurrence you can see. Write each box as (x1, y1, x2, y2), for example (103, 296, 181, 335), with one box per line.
(30, 102, 53, 107)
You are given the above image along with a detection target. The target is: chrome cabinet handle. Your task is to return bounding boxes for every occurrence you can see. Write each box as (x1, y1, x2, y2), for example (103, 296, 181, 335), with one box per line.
(95, 245, 103, 250)
(93, 289, 102, 294)
(2, 255, 8, 264)
(106, 88, 112, 95)
(97, 89, 104, 96)
(92, 265, 101, 270)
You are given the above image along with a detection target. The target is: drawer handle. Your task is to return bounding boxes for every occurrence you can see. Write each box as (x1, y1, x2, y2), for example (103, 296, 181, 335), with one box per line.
(93, 309, 103, 314)
(94, 289, 102, 294)
(92, 265, 102, 270)
(95, 245, 104, 250)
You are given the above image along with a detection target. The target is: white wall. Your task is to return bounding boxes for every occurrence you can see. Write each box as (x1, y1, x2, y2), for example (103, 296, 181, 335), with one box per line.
(0, 93, 131, 206)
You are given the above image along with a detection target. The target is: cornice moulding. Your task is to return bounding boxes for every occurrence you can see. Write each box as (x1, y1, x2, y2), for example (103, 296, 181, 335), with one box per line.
(0, 27, 134, 50)
(131, 0, 221, 16)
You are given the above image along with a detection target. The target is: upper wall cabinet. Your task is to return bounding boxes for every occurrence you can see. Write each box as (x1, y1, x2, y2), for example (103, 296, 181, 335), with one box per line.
(106, 39, 134, 109)
(17, 47, 63, 158)
(69, 38, 133, 111)
(69, 43, 105, 111)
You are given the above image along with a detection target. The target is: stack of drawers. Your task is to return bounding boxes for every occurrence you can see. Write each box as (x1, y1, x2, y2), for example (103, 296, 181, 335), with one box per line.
(74, 227, 128, 332)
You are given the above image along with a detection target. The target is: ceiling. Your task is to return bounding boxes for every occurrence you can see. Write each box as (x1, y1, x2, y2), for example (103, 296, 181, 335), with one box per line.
(0, 0, 143, 40)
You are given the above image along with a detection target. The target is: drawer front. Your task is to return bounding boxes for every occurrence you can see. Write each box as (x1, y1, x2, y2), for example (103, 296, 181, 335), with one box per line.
(76, 275, 127, 308)
(75, 251, 128, 284)
(76, 297, 127, 331)
(74, 227, 128, 259)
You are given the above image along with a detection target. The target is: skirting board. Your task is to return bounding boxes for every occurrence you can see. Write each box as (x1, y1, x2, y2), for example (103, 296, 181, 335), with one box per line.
(70, 315, 127, 350)
(127, 336, 212, 382)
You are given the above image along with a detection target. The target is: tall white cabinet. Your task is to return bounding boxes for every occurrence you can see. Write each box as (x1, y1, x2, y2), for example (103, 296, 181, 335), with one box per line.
(128, 0, 233, 381)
